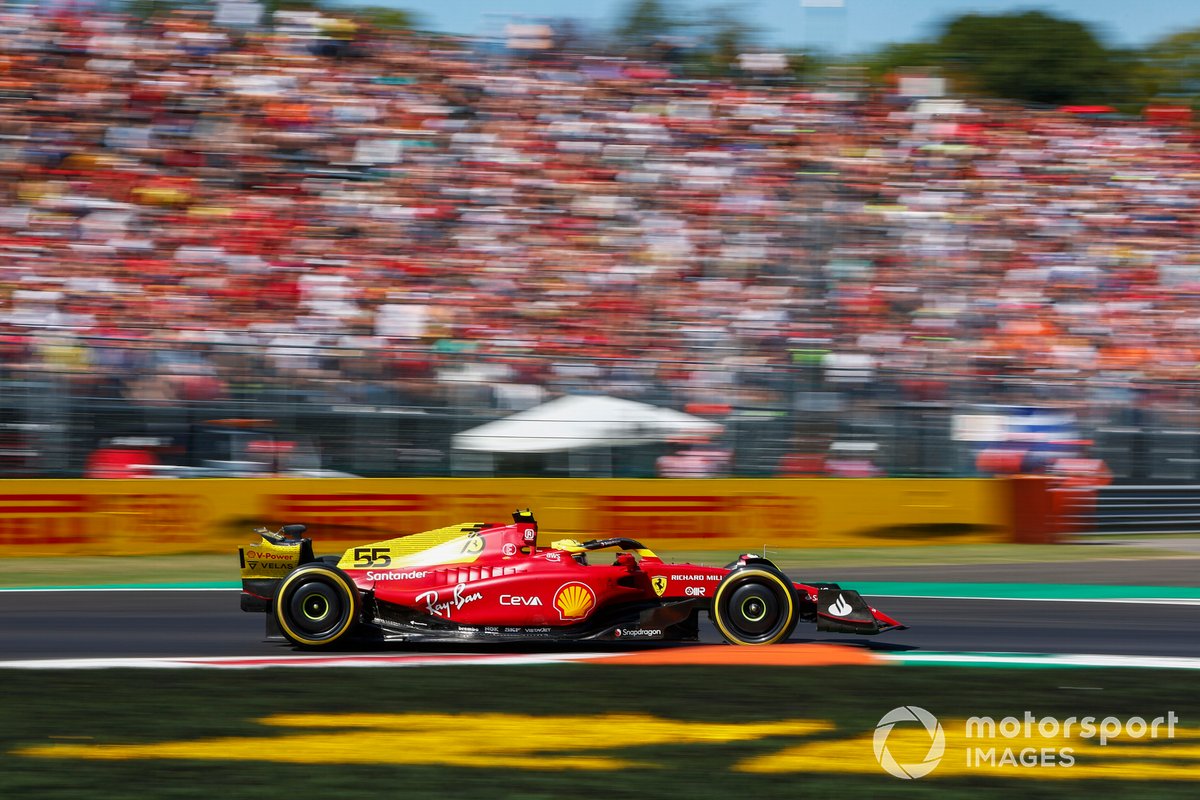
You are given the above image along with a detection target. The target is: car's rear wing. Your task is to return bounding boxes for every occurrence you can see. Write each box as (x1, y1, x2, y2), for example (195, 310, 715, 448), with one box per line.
(237, 524, 314, 612)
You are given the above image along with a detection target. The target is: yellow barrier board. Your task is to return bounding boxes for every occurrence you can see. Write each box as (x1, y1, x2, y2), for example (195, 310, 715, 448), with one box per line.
(0, 478, 1011, 557)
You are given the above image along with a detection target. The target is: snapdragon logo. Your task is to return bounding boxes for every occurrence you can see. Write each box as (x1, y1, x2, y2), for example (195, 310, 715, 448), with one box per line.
(873, 706, 945, 779)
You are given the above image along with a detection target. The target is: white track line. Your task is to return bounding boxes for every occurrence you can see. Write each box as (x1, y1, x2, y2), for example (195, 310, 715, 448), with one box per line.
(0, 652, 622, 670)
(5, 650, 1200, 670)
(887, 652, 1200, 670)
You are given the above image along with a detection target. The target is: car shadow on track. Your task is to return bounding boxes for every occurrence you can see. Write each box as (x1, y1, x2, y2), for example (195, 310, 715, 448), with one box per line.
(266, 635, 921, 656)
(788, 637, 920, 653)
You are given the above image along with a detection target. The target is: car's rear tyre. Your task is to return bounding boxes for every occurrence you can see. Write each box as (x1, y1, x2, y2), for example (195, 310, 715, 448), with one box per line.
(273, 564, 359, 647)
(711, 567, 799, 645)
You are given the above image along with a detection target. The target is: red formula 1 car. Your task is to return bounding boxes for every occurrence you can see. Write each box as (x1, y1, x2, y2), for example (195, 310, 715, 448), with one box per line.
(238, 509, 905, 647)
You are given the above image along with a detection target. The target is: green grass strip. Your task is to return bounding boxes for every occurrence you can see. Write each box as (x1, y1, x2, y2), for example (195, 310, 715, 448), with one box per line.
(2, 542, 1193, 589)
(0, 581, 238, 592)
(3, 665, 1198, 800)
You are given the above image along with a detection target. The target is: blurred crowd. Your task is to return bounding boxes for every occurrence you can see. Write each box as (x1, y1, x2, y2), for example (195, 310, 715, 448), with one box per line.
(1, 8, 1199, 419)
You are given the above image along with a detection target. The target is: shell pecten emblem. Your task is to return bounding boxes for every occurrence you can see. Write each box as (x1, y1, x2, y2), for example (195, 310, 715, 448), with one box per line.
(554, 582, 596, 621)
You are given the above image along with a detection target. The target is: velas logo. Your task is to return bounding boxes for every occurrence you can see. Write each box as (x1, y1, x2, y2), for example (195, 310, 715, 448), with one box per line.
(874, 706, 945, 779)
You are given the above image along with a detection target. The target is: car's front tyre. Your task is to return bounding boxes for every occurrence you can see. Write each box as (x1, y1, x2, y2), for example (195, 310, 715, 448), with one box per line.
(273, 564, 360, 647)
(711, 566, 799, 645)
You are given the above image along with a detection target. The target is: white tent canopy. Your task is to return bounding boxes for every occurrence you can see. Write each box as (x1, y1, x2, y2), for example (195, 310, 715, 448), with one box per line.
(452, 395, 722, 454)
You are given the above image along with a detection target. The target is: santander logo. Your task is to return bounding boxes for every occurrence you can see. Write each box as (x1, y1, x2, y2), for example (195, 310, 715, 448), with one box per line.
(829, 594, 853, 617)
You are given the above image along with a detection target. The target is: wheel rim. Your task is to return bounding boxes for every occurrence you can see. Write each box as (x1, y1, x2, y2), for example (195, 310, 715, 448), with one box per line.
(740, 595, 768, 623)
(726, 583, 780, 637)
(302, 593, 329, 621)
(288, 580, 349, 638)
(716, 573, 794, 644)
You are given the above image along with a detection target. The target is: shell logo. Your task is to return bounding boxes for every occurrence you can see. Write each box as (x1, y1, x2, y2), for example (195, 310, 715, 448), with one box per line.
(553, 582, 596, 621)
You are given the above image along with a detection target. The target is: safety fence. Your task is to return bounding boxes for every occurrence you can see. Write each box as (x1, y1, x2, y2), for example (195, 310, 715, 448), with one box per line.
(3, 342, 1199, 481)
(0, 477, 1013, 557)
(1061, 484, 1200, 536)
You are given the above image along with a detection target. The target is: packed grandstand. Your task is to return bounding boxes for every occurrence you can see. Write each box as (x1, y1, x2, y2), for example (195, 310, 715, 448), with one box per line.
(0, 9, 1196, 479)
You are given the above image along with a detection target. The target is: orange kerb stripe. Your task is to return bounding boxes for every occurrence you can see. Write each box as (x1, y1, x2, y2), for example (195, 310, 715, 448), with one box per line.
(600, 644, 883, 667)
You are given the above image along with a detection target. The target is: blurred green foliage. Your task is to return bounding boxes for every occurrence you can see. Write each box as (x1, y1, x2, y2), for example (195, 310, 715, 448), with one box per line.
(1141, 28, 1200, 106)
(116, 1, 1200, 110)
(865, 10, 1198, 110)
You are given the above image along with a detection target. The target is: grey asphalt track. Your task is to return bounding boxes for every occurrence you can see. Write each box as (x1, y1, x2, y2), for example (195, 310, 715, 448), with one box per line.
(1, 589, 1197, 661)
(809, 558, 1200, 586)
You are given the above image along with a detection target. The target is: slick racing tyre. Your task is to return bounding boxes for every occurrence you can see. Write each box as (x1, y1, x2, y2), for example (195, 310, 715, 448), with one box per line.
(711, 566, 799, 645)
(274, 564, 360, 647)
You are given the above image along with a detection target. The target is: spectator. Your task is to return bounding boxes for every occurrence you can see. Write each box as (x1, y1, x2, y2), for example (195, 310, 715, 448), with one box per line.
(657, 437, 732, 477)
(0, 6, 1197, 477)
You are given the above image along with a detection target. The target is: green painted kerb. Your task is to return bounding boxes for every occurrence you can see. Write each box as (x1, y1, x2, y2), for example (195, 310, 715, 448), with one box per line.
(0, 581, 239, 591)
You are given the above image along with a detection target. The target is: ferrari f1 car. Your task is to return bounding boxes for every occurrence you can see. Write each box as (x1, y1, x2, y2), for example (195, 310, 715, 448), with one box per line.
(238, 509, 905, 647)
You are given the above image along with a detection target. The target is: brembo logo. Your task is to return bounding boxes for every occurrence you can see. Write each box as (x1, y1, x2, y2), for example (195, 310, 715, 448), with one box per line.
(874, 706, 945, 779)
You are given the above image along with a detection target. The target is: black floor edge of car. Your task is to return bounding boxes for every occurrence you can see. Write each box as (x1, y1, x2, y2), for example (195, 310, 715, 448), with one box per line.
(263, 597, 708, 646)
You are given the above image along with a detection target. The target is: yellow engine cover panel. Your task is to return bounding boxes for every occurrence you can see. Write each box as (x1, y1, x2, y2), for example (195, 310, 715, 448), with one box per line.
(336, 523, 488, 571)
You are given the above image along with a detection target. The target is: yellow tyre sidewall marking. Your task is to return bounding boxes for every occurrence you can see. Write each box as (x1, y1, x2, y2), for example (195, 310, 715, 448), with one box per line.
(712, 569, 795, 646)
(275, 568, 358, 647)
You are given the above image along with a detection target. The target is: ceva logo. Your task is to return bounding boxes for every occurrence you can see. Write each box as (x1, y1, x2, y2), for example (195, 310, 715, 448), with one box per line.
(499, 595, 543, 606)
(874, 706, 945, 779)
